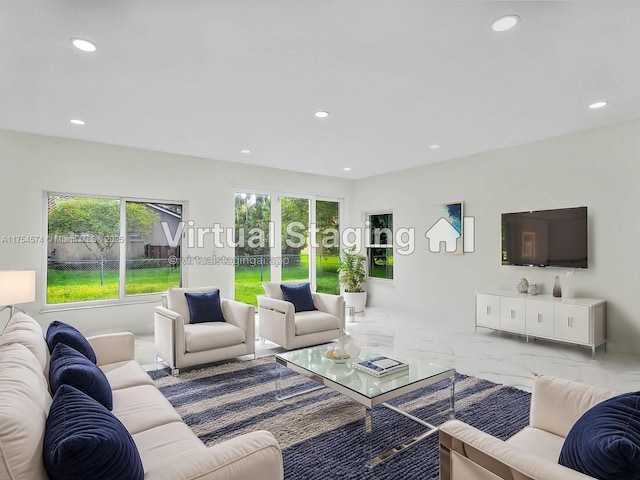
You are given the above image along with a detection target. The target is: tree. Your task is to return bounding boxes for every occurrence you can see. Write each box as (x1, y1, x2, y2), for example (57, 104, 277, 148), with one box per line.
(48, 197, 159, 260)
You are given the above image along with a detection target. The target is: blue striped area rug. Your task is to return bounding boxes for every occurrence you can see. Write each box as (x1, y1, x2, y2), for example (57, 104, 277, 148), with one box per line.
(149, 356, 531, 480)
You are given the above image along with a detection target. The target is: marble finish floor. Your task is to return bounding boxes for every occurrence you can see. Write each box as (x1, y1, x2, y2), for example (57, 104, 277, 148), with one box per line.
(136, 307, 640, 393)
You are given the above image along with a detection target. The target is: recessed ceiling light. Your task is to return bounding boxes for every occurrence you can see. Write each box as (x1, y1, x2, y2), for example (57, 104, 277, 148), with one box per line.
(70, 119, 85, 125)
(343, 167, 351, 171)
(314, 111, 329, 118)
(240, 149, 251, 154)
(71, 38, 97, 52)
(429, 144, 440, 149)
(492, 14, 520, 32)
(588, 101, 608, 109)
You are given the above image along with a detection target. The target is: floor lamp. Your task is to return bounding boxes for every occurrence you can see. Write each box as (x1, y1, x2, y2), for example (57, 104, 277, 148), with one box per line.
(0, 270, 36, 333)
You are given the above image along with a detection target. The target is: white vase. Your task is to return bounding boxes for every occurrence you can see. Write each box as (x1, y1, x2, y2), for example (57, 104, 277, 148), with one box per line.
(564, 271, 576, 299)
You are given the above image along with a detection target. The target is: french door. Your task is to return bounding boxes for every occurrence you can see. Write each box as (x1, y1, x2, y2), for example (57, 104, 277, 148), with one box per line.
(234, 190, 340, 305)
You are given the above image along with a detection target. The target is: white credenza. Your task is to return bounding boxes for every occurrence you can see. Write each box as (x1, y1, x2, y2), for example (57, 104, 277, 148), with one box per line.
(475, 290, 607, 358)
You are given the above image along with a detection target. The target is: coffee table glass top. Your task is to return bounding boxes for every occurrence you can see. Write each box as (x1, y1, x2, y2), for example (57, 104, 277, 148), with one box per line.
(275, 343, 454, 402)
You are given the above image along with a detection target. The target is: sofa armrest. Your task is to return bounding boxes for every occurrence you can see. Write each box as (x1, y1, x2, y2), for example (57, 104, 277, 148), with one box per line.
(439, 420, 593, 480)
(529, 375, 617, 438)
(87, 332, 135, 366)
(144, 430, 283, 480)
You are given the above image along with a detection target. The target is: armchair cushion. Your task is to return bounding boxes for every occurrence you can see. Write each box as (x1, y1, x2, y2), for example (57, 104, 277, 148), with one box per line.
(46, 321, 97, 364)
(280, 282, 317, 312)
(49, 342, 113, 410)
(559, 391, 640, 480)
(184, 322, 246, 353)
(185, 290, 226, 324)
(295, 311, 341, 335)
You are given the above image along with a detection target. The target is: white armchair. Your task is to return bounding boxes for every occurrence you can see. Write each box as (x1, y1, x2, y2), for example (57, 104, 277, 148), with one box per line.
(257, 282, 344, 350)
(155, 286, 255, 374)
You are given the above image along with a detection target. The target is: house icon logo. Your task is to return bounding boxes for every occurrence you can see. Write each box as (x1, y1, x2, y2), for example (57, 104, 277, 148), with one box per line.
(426, 217, 461, 253)
(425, 216, 475, 253)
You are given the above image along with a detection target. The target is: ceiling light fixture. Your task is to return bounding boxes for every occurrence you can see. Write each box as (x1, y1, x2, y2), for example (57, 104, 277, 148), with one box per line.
(70, 119, 85, 125)
(429, 144, 440, 149)
(492, 14, 520, 32)
(588, 101, 608, 109)
(343, 167, 351, 171)
(71, 38, 98, 52)
(314, 111, 329, 118)
(240, 149, 251, 154)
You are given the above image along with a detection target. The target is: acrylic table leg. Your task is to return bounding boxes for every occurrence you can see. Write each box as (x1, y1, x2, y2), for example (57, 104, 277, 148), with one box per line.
(450, 374, 456, 419)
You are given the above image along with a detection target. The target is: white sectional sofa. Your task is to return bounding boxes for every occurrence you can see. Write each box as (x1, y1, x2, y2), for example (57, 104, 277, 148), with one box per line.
(0, 312, 284, 480)
(439, 374, 618, 480)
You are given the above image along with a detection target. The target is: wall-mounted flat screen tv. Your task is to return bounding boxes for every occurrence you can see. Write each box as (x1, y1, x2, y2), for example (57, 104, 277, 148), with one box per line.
(501, 206, 588, 268)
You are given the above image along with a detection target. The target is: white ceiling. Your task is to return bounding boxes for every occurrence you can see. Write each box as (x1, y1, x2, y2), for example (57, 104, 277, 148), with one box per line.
(1, 1, 639, 179)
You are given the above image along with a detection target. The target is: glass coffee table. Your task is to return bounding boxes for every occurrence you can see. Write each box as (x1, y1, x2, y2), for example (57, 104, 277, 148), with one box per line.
(275, 343, 455, 466)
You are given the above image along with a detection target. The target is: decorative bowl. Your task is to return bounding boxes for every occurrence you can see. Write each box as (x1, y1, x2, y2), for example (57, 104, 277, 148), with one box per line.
(325, 351, 351, 364)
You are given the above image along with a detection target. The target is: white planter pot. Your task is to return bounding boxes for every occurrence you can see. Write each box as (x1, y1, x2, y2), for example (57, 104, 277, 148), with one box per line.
(343, 291, 367, 313)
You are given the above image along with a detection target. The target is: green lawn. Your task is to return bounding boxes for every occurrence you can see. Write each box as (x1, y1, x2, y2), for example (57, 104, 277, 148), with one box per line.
(47, 267, 180, 303)
(48, 255, 340, 306)
(234, 254, 340, 306)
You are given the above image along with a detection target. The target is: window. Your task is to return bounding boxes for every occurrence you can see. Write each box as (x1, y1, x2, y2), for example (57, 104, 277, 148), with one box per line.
(367, 212, 393, 280)
(46, 194, 183, 305)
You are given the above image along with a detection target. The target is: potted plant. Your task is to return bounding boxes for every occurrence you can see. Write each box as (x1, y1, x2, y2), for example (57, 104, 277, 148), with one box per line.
(337, 246, 367, 313)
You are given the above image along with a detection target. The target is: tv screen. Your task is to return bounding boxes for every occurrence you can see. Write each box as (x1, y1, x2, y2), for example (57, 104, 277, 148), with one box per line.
(501, 206, 588, 268)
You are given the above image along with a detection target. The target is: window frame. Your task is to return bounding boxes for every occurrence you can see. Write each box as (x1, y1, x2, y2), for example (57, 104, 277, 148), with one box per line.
(365, 211, 394, 281)
(42, 192, 186, 311)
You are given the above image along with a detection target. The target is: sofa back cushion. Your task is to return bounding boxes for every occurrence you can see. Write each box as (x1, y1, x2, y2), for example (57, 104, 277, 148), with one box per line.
(0, 312, 49, 372)
(44, 384, 144, 480)
(530, 375, 617, 438)
(166, 286, 220, 324)
(49, 342, 113, 410)
(0, 343, 52, 480)
(559, 392, 640, 479)
(46, 321, 97, 364)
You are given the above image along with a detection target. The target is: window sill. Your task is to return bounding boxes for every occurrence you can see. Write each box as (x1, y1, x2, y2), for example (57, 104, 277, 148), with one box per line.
(40, 294, 163, 313)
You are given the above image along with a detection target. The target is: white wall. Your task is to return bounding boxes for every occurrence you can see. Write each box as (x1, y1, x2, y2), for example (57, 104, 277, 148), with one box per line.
(0, 129, 353, 335)
(352, 119, 640, 354)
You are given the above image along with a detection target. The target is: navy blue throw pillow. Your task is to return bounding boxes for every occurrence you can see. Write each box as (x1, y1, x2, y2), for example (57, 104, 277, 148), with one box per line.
(280, 282, 317, 313)
(559, 392, 640, 479)
(49, 342, 113, 410)
(44, 384, 144, 480)
(46, 320, 97, 364)
(185, 290, 226, 323)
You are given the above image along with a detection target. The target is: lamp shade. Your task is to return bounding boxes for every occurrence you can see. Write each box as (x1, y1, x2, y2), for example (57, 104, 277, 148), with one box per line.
(0, 271, 36, 306)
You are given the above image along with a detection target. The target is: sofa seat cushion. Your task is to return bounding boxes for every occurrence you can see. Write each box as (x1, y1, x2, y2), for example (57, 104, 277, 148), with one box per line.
(506, 426, 565, 462)
(294, 311, 340, 336)
(184, 322, 246, 353)
(0, 343, 52, 480)
(100, 360, 155, 391)
(44, 384, 144, 480)
(112, 385, 182, 435)
(559, 391, 640, 480)
(132, 421, 206, 472)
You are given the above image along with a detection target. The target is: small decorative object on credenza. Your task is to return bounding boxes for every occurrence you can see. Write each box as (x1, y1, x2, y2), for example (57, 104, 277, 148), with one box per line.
(527, 283, 540, 296)
(517, 278, 529, 294)
(553, 275, 562, 298)
(564, 270, 576, 299)
(354, 355, 409, 378)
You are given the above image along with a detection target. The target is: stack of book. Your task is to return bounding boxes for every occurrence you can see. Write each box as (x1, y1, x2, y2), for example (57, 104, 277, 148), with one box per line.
(354, 355, 409, 378)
